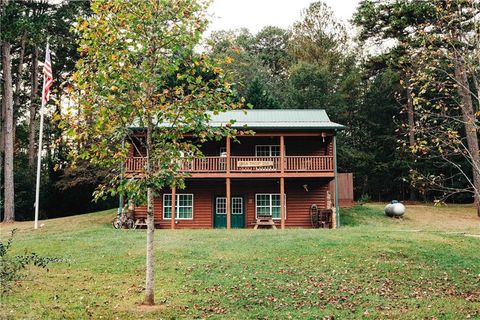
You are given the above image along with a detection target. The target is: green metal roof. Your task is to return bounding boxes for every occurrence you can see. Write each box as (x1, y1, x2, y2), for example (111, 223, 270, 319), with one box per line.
(208, 109, 345, 130)
(131, 109, 345, 130)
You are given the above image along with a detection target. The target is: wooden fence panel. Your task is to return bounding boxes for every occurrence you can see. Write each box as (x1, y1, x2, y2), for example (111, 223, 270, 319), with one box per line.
(329, 173, 354, 208)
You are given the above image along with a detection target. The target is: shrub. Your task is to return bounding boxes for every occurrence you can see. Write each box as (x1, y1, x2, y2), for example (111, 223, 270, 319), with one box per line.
(0, 229, 64, 295)
(357, 193, 371, 204)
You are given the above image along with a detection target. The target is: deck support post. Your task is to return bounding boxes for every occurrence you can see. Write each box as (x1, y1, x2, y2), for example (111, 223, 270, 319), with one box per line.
(171, 185, 176, 230)
(280, 135, 285, 229)
(226, 136, 231, 172)
(280, 177, 285, 229)
(333, 132, 340, 228)
(226, 136, 231, 230)
(226, 177, 231, 229)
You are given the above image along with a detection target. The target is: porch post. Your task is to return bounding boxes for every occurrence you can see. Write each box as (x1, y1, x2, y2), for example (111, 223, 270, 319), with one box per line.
(226, 136, 231, 229)
(280, 135, 285, 173)
(226, 136, 231, 174)
(280, 177, 285, 229)
(333, 132, 340, 228)
(226, 178, 231, 229)
(280, 135, 285, 229)
(171, 185, 176, 230)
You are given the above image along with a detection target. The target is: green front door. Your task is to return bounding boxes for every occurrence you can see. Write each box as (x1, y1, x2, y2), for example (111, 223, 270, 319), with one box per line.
(214, 196, 245, 228)
(231, 197, 245, 228)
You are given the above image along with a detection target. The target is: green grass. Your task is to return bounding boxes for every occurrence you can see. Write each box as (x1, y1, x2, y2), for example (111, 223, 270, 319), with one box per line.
(1, 204, 479, 319)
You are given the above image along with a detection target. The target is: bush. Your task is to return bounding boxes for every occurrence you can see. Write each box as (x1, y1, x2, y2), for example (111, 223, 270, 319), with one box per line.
(357, 193, 371, 204)
(0, 229, 64, 295)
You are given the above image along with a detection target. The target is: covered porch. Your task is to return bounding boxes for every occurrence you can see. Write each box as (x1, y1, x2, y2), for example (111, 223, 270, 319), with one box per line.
(132, 178, 337, 229)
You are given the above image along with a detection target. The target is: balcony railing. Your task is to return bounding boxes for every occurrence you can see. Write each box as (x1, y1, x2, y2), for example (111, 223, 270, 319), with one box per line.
(126, 155, 334, 174)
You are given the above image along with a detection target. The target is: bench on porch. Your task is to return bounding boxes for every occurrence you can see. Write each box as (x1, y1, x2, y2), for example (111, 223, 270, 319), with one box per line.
(253, 215, 277, 229)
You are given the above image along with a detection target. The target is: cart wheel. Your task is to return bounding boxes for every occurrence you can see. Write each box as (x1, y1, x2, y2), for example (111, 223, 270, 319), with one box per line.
(125, 218, 136, 229)
(112, 217, 122, 229)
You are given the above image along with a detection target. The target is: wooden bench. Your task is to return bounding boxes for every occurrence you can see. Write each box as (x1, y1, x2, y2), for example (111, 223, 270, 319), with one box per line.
(253, 215, 277, 229)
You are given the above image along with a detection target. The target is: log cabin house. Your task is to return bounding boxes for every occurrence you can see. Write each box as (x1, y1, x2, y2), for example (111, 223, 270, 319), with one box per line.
(126, 109, 345, 229)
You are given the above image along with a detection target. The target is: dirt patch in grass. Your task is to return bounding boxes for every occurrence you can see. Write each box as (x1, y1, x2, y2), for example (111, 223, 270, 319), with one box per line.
(365, 203, 480, 232)
(135, 304, 168, 312)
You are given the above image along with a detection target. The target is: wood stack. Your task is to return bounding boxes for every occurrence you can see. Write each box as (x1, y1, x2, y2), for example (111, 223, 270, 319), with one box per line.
(327, 191, 336, 229)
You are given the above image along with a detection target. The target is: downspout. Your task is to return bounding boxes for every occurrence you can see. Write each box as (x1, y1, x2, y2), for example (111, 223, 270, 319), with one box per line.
(333, 131, 340, 228)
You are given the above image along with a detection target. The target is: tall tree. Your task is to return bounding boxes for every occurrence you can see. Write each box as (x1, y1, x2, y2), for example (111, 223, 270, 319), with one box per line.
(289, 1, 348, 71)
(286, 0, 353, 117)
(70, 0, 242, 305)
(28, 45, 39, 167)
(206, 28, 282, 109)
(1, 0, 15, 222)
(406, 0, 480, 214)
(354, 0, 437, 200)
(251, 26, 290, 77)
(355, 0, 480, 212)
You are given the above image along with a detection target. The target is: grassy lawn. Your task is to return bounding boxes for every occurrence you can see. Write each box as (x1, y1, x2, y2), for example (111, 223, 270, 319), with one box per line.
(1, 204, 479, 319)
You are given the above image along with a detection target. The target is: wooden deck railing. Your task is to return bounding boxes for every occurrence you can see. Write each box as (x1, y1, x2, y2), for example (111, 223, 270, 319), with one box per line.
(230, 156, 280, 172)
(181, 157, 226, 172)
(285, 156, 333, 172)
(125, 155, 333, 174)
(126, 157, 147, 172)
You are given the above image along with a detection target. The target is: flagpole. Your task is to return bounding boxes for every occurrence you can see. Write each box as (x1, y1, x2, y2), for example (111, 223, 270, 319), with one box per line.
(34, 43, 48, 230)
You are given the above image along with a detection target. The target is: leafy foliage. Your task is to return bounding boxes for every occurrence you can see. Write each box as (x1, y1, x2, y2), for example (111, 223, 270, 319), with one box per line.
(67, 0, 244, 203)
(66, 0, 246, 304)
(354, 0, 480, 206)
(207, 28, 285, 109)
(402, 0, 480, 207)
(206, 0, 420, 201)
(3, 0, 478, 221)
(0, 229, 64, 295)
(289, 1, 348, 70)
(0, 0, 96, 221)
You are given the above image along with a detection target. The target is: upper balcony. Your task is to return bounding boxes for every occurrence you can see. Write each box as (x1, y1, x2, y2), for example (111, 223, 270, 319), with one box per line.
(124, 110, 344, 179)
(125, 155, 334, 178)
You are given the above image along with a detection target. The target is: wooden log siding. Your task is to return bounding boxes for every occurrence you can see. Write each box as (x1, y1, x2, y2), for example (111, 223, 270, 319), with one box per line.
(133, 179, 330, 228)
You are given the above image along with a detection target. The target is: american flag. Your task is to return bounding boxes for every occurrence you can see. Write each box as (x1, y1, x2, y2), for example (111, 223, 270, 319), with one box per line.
(42, 44, 53, 105)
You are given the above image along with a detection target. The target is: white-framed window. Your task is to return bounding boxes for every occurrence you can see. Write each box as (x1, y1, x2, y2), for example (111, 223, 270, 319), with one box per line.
(232, 197, 243, 215)
(216, 197, 243, 215)
(216, 197, 227, 215)
(255, 194, 286, 219)
(163, 194, 194, 219)
(255, 145, 281, 157)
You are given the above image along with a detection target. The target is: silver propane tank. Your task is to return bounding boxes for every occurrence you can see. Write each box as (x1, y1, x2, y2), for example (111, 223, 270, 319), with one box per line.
(385, 200, 406, 217)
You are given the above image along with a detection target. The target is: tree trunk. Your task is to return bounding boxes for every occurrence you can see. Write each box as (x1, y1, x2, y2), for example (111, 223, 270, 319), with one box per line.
(28, 46, 39, 168)
(143, 121, 155, 305)
(406, 84, 415, 147)
(2, 34, 15, 222)
(0, 74, 4, 215)
(473, 74, 480, 111)
(454, 55, 480, 217)
(406, 79, 417, 201)
(13, 34, 26, 148)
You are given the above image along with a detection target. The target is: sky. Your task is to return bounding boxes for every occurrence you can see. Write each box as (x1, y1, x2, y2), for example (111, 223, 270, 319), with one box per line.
(207, 0, 361, 34)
